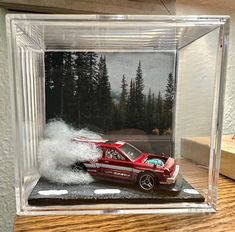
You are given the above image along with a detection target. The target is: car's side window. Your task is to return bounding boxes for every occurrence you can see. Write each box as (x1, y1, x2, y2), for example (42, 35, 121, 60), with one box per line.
(96, 146, 103, 156)
(105, 148, 125, 161)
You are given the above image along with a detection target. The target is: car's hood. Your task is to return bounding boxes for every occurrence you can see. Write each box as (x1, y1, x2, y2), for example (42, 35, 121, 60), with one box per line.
(136, 152, 167, 160)
(134, 152, 175, 174)
(134, 152, 170, 165)
(134, 153, 149, 163)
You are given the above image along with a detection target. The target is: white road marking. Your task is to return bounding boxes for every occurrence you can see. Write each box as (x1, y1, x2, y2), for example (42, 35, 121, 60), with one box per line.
(38, 190, 68, 195)
(94, 189, 121, 194)
(183, 189, 200, 194)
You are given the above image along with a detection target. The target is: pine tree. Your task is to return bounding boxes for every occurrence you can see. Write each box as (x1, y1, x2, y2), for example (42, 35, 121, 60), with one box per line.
(87, 52, 98, 85)
(45, 52, 64, 121)
(164, 72, 175, 130)
(145, 88, 155, 133)
(112, 102, 122, 130)
(135, 61, 145, 129)
(45, 52, 55, 120)
(119, 74, 128, 128)
(95, 55, 112, 131)
(84, 52, 98, 127)
(135, 61, 144, 102)
(126, 79, 137, 128)
(62, 52, 76, 123)
(73, 52, 98, 128)
(73, 52, 86, 127)
(155, 91, 164, 134)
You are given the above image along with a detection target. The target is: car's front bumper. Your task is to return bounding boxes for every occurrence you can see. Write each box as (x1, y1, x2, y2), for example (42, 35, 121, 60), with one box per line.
(166, 165, 180, 184)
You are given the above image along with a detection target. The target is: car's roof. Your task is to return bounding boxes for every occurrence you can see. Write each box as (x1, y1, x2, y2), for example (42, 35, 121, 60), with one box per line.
(72, 137, 126, 148)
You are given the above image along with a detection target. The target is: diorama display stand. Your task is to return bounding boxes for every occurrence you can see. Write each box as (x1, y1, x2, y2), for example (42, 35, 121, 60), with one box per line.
(14, 174, 235, 232)
(28, 175, 204, 206)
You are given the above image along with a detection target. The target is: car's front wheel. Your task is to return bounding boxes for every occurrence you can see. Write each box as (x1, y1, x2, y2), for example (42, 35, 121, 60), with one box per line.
(138, 172, 157, 192)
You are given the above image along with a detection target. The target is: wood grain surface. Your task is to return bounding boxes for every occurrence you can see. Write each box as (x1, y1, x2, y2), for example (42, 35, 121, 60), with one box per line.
(14, 173, 235, 232)
(0, 0, 175, 15)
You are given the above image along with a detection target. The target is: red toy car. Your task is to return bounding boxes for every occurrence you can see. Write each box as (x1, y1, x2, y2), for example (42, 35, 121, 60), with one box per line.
(72, 138, 179, 192)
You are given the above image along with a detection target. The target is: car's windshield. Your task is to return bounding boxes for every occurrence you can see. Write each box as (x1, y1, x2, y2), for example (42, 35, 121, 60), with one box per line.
(119, 143, 142, 161)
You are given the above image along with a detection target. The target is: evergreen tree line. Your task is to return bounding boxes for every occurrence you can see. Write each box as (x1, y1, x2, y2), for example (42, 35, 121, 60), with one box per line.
(45, 52, 174, 134)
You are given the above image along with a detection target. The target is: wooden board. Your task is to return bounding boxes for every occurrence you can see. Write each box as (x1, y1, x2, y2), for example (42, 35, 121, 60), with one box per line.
(181, 135, 235, 180)
(220, 135, 235, 179)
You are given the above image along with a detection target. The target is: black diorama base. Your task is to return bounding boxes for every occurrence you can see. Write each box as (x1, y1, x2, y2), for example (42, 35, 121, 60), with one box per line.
(28, 174, 204, 206)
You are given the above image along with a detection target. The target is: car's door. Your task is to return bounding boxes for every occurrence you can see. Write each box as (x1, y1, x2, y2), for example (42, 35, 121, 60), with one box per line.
(101, 147, 133, 181)
(84, 146, 103, 174)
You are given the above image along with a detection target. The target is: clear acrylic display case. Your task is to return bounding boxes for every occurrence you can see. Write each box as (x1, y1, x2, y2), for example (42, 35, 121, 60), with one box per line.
(6, 15, 230, 215)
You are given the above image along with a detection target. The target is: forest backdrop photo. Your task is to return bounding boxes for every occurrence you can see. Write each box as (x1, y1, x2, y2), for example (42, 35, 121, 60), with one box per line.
(45, 52, 175, 154)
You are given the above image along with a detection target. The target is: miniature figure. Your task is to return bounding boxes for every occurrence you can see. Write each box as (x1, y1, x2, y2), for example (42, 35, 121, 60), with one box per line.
(72, 138, 179, 192)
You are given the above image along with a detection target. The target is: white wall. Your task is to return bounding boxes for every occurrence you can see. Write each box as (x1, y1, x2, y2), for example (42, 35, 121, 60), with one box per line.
(0, 8, 16, 232)
(175, 28, 220, 156)
(177, 0, 235, 135)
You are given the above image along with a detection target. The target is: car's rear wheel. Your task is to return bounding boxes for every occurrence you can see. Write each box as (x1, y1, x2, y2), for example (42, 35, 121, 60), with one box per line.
(138, 172, 157, 192)
(71, 162, 87, 173)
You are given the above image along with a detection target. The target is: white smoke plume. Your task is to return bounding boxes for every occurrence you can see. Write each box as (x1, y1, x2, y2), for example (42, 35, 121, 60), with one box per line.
(38, 120, 103, 184)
